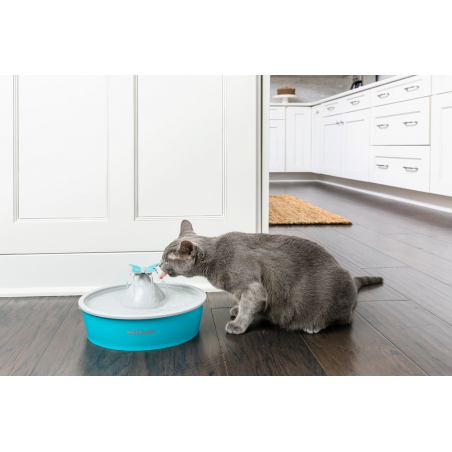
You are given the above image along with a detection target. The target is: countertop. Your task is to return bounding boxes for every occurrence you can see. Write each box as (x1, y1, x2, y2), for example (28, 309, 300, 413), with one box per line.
(270, 75, 412, 108)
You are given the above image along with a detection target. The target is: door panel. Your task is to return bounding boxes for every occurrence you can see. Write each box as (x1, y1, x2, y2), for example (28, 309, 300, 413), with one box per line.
(17, 76, 109, 220)
(137, 76, 224, 218)
(0, 75, 259, 255)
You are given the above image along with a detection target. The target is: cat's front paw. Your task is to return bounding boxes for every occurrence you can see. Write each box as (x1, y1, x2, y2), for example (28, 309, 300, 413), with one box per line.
(230, 306, 239, 317)
(225, 321, 246, 335)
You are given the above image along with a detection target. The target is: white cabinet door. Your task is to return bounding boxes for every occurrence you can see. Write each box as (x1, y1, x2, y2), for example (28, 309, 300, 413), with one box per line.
(341, 109, 370, 182)
(0, 75, 260, 255)
(431, 92, 452, 196)
(285, 107, 312, 172)
(311, 107, 322, 173)
(321, 116, 342, 177)
(432, 76, 452, 95)
(269, 119, 286, 172)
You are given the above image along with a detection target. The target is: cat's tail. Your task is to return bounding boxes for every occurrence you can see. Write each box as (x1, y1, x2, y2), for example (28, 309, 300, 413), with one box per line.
(354, 276, 384, 291)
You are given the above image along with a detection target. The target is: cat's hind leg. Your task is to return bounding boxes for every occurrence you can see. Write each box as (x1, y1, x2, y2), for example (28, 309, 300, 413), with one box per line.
(225, 282, 267, 335)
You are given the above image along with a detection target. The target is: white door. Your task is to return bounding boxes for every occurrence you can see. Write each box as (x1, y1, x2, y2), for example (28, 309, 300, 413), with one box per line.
(311, 107, 322, 173)
(285, 107, 312, 172)
(341, 109, 370, 182)
(0, 75, 259, 255)
(431, 91, 452, 196)
(321, 115, 342, 177)
(269, 119, 286, 172)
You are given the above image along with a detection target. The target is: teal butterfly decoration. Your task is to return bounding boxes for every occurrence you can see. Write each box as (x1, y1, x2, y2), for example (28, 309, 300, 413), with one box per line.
(129, 263, 159, 274)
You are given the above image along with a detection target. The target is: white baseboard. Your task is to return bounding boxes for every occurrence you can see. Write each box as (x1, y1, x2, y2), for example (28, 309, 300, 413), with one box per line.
(0, 252, 219, 297)
(270, 177, 452, 213)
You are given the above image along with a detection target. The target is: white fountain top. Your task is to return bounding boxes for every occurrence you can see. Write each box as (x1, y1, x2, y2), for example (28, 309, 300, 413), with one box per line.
(79, 283, 206, 320)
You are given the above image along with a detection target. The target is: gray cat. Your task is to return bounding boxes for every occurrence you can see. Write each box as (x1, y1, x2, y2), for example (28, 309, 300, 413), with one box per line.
(160, 220, 383, 335)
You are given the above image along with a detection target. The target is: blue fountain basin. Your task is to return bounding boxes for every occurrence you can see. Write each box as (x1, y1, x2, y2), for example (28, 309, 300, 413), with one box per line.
(79, 283, 206, 351)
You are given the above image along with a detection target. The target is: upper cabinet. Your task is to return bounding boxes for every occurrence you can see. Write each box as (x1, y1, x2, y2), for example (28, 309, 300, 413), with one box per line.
(370, 76, 431, 107)
(430, 92, 452, 197)
(285, 107, 311, 172)
(432, 76, 452, 95)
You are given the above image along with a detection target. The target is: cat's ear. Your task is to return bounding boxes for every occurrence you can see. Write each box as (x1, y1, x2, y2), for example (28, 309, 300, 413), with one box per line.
(179, 219, 194, 236)
(179, 240, 196, 258)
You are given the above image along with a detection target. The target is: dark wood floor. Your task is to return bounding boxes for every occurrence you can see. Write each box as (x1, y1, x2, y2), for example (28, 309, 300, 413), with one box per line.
(2, 182, 452, 376)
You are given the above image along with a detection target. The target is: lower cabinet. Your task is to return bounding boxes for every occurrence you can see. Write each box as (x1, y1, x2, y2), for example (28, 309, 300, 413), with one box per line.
(270, 80, 452, 198)
(269, 106, 312, 173)
(320, 109, 370, 180)
(342, 109, 370, 182)
(285, 107, 312, 172)
(269, 119, 285, 172)
(320, 115, 342, 177)
(432, 76, 452, 95)
(430, 92, 452, 197)
(311, 108, 322, 173)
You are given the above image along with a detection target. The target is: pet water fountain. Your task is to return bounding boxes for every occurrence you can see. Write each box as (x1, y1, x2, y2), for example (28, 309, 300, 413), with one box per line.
(78, 263, 206, 351)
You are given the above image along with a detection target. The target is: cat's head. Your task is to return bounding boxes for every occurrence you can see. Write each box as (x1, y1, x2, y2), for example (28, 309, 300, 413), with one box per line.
(160, 220, 203, 278)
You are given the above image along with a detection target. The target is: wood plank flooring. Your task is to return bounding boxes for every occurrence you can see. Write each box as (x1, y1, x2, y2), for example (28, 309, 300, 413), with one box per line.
(1, 182, 452, 375)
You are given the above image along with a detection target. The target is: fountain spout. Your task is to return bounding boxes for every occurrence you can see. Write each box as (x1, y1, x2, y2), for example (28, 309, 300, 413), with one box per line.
(122, 263, 166, 309)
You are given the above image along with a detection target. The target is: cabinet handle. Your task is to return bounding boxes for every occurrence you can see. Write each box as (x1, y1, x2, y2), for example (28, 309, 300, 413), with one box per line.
(350, 100, 360, 105)
(340, 121, 344, 125)
(377, 164, 389, 169)
(404, 85, 420, 92)
(377, 124, 389, 128)
(403, 121, 418, 126)
(327, 106, 335, 111)
(336, 121, 340, 125)
(403, 166, 418, 172)
(378, 93, 390, 98)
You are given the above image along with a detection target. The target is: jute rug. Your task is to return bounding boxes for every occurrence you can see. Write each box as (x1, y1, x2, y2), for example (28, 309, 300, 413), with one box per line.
(269, 194, 352, 225)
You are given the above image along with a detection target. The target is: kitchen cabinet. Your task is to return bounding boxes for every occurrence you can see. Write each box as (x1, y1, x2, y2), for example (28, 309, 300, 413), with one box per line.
(432, 76, 452, 95)
(311, 107, 322, 173)
(320, 116, 342, 177)
(285, 107, 311, 172)
(342, 109, 370, 181)
(269, 119, 286, 172)
(269, 75, 452, 199)
(318, 109, 370, 181)
(431, 92, 452, 196)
